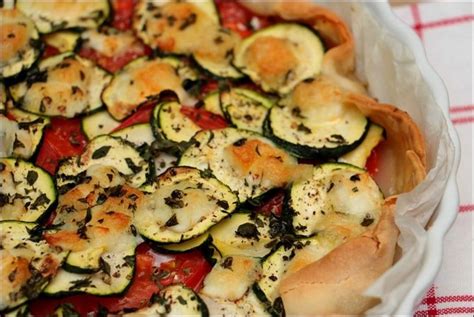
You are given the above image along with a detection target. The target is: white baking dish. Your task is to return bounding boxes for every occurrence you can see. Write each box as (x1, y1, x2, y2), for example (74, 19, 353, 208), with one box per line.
(366, 3, 461, 314)
(318, 1, 461, 314)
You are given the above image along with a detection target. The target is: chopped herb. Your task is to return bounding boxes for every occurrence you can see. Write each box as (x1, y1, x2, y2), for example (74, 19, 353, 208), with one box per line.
(291, 107, 305, 118)
(235, 223, 260, 240)
(99, 258, 111, 276)
(360, 215, 374, 227)
(30, 193, 50, 210)
(327, 182, 335, 193)
(13, 136, 25, 149)
(164, 190, 185, 209)
(179, 13, 197, 30)
(69, 278, 94, 291)
(297, 123, 311, 134)
(125, 158, 142, 173)
(92, 146, 111, 159)
(123, 255, 135, 267)
(350, 174, 361, 182)
(8, 268, 17, 282)
(233, 138, 247, 147)
(199, 168, 213, 179)
(327, 134, 347, 144)
(176, 295, 187, 305)
(216, 200, 229, 210)
(221, 257, 233, 269)
(96, 193, 107, 205)
(26, 170, 38, 185)
(165, 214, 179, 227)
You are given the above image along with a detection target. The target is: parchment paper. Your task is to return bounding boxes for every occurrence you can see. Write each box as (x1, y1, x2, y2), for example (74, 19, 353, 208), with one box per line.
(320, 2, 455, 314)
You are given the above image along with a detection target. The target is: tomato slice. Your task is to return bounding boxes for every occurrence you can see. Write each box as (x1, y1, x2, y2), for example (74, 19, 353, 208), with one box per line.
(78, 45, 151, 73)
(214, 0, 274, 38)
(112, 0, 136, 31)
(254, 190, 285, 217)
(35, 117, 87, 174)
(111, 102, 156, 132)
(30, 244, 211, 316)
(42, 45, 60, 59)
(180, 106, 228, 130)
(365, 142, 383, 177)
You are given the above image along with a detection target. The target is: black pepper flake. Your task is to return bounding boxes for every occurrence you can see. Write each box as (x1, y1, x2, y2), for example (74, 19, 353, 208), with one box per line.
(352, 187, 359, 193)
(79, 70, 85, 81)
(269, 274, 278, 282)
(0, 162, 5, 171)
(71, 85, 81, 95)
(327, 134, 347, 144)
(8, 268, 17, 282)
(291, 107, 305, 118)
(166, 15, 176, 26)
(30, 193, 50, 210)
(176, 295, 187, 305)
(96, 193, 107, 205)
(7, 33, 15, 39)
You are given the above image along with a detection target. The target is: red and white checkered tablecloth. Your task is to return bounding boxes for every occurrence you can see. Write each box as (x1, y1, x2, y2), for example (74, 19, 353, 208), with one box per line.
(392, 3, 473, 316)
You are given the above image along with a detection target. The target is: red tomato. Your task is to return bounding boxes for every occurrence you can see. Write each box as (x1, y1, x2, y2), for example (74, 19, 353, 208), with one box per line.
(30, 244, 211, 316)
(78, 45, 151, 73)
(215, 0, 274, 38)
(180, 106, 228, 130)
(201, 81, 219, 97)
(111, 0, 136, 31)
(35, 117, 87, 174)
(365, 142, 383, 176)
(42, 45, 60, 59)
(111, 102, 156, 132)
(255, 190, 285, 217)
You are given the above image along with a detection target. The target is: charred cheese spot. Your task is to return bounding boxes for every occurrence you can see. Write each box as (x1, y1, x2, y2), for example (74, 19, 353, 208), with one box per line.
(0, 9, 41, 78)
(102, 57, 195, 120)
(244, 36, 298, 88)
(225, 139, 309, 188)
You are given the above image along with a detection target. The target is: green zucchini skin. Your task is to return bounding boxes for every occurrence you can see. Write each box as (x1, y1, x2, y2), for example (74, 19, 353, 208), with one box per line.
(150, 233, 213, 254)
(0, 158, 57, 222)
(263, 113, 371, 159)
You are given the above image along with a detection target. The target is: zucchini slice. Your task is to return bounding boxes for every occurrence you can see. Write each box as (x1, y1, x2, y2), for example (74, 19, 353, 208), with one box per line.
(81, 110, 120, 140)
(16, 0, 110, 34)
(0, 221, 66, 312)
(0, 9, 42, 79)
(233, 23, 324, 94)
(43, 31, 80, 53)
(200, 255, 262, 302)
(0, 83, 6, 113)
(152, 101, 201, 143)
(134, 167, 238, 244)
(6, 104, 50, 159)
(202, 91, 222, 116)
(133, 0, 219, 53)
(339, 124, 385, 168)
(9, 52, 112, 118)
(56, 135, 150, 189)
(287, 163, 384, 237)
(44, 166, 141, 294)
(210, 212, 276, 258)
(193, 28, 243, 79)
(179, 128, 298, 202)
(157, 232, 211, 253)
(111, 123, 155, 147)
(102, 56, 197, 120)
(221, 88, 274, 133)
(0, 158, 56, 222)
(80, 28, 148, 61)
(124, 284, 208, 316)
(200, 290, 269, 317)
(264, 101, 369, 159)
(253, 231, 348, 309)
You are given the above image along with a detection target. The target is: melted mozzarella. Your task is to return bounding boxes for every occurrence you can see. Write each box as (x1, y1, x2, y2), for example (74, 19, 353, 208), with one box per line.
(201, 256, 261, 301)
